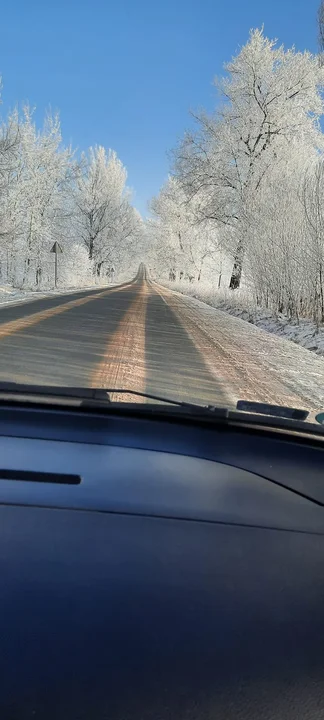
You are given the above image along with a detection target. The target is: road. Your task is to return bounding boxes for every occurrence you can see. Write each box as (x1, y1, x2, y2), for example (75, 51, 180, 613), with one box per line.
(0, 264, 324, 410)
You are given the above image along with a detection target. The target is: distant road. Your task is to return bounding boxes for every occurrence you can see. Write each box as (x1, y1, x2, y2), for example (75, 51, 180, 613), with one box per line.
(0, 263, 323, 410)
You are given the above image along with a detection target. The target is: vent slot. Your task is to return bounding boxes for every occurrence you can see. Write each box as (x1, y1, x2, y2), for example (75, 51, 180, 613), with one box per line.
(0, 469, 81, 485)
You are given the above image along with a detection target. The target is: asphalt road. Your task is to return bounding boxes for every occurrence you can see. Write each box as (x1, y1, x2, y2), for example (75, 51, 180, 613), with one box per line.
(0, 267, 230, 406)
(0, 265, 323, 409)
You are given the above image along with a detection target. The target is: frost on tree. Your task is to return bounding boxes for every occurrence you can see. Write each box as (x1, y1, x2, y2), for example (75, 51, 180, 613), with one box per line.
(150, 177, 220, 283)
(73, 146, 139, 279)
(171, 29, 324, 289)
(0, 98, 142, 289)
(0, 107, 76, 288)
(148, 26, 324, 324)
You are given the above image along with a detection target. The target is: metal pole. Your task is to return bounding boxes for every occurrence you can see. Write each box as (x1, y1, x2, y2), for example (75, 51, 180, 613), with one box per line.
(54, 252, 57, 288)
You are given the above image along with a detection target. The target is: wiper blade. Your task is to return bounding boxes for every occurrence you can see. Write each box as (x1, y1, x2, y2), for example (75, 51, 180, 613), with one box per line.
(236, 400, 309, 422)
(98, 388, 228, 412)
(0, 382, 316, 430)
(0, 382, 323, 437)
(0, 381, 227, 414)
(0, 381, 104, 401)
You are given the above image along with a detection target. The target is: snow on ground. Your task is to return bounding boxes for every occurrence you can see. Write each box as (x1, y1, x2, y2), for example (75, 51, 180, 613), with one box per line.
(162, 280, 324, 357)
(156, 281, 324, 415)
(0, 282, 120, 309)
(0, 286, 50, 307)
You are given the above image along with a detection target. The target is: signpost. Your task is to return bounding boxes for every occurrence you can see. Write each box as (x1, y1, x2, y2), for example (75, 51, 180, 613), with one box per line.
(50, 242, 63, 288)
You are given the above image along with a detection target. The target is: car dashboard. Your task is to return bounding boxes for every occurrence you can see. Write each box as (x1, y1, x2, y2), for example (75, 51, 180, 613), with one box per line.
(0, 402, 324, 719)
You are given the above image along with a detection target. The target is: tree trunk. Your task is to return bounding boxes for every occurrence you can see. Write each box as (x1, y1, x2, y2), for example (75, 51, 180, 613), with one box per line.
(23, 256, 31, 287)
(96, 261, 103, 277)
(319, 263, 324, 323)
(229, 237, 244, 290)
(89, 236, 94, 260)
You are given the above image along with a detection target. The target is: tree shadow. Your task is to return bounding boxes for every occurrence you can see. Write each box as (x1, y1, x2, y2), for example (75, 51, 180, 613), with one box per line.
(145, 292, 232, 406)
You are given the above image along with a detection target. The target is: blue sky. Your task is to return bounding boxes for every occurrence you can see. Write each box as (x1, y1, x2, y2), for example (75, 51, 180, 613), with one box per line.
(0, 0, 320, 215)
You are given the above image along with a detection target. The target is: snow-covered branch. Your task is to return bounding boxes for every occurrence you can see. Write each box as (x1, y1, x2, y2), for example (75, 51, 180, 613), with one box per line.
(0, 98, 142, 289)
(149, 27, 324, 325)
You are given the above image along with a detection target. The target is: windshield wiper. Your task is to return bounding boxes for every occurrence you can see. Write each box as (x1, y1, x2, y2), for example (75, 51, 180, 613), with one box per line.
(95, 387, 229, 412)
(0, 382, 317, 434)
(0, 381, 228, 414)
(236, 400, 309, 422)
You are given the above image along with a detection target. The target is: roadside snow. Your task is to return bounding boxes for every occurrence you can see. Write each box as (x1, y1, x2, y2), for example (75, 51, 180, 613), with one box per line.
(156, 282, 324, 415)
(0, 282, 119, 309)
(0, 287, 49, 307)
(161, 280, 324, 357)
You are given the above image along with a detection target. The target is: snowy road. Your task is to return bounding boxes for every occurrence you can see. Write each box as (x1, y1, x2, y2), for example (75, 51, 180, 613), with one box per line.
(0, 267, 323, 413)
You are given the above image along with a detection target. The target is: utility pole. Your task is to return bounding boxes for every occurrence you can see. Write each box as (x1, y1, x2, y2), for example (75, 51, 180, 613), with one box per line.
(50, 242, 63, 288)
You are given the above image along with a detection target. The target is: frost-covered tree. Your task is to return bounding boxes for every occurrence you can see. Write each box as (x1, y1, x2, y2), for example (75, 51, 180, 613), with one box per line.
(0, 80, 141, 290)
(73, 146, 136, 279)
(300, 157, 324, 323)
(150, 176, 219, 281)
(4, 107, 74, 288)
(0, 118, 20, 280)
(319, 0, 324, 58)
(173, 28, 324, 288)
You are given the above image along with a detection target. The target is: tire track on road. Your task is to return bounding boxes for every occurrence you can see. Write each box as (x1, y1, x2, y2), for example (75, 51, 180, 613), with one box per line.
(91, 282, 149, 400)
(153, 282, 314, 409)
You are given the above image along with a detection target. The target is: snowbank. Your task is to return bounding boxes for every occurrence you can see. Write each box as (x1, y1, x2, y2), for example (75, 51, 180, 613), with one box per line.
(0, 282, 115, 308)
(0, 286, 49, 307)
(161, 280, 324, 357)
(0, 268, 135, 309)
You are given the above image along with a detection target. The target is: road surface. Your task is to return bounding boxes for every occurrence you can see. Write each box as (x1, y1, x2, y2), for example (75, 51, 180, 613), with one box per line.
(0, 265, 324, 411)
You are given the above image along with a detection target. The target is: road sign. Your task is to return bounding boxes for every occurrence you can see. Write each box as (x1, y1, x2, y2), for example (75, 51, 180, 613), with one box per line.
(50, 242, 63, 287)
(50, 242, 63, 254)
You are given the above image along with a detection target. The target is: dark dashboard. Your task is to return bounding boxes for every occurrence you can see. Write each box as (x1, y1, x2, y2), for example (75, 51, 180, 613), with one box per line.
(0, 402, 324, 719)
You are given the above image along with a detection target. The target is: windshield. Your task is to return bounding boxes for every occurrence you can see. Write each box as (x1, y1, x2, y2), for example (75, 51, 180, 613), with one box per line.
(0, 1, 324, 421)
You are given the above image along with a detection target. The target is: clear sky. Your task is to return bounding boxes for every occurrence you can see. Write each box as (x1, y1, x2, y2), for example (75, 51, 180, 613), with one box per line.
(0, 0, 320, 215)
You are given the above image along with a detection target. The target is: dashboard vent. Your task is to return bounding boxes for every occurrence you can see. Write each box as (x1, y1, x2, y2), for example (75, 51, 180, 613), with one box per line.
(0, 469, 81, 485)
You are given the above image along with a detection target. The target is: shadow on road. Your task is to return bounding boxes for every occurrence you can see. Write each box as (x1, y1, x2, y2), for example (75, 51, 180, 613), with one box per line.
(145, 292, 231, 406)
(0, 283, 139, 386)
